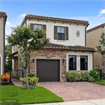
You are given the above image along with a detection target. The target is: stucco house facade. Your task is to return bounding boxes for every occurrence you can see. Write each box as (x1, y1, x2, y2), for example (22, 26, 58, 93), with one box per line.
(87, 23, 105, 72)
(0, 12, 7, 76)
(11, 14, 95, 82)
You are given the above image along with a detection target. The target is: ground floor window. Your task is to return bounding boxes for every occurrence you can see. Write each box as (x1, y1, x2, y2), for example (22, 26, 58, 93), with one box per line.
(69, 55, 76, 70)
(80, 56, 88, 70)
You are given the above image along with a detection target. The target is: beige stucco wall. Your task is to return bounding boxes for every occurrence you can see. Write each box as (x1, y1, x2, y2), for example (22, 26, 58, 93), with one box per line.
(87, 26, 105, 69)
(27, 19, 86, 46)
(0, 17, 5, 75)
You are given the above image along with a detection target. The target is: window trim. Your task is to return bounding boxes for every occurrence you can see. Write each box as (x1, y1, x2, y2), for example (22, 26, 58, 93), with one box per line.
(68, 55, 76, 70)
(80, 55, 88, 70)
(34, 24, 43, 32)
(57, 26, 66, 40)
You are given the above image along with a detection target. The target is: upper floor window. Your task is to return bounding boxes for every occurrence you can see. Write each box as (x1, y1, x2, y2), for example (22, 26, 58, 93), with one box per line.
(80, 56, 88, 70)
(34, 24, 42, 32)
(54, 26, 68, 40)
(57, 27, 65, 40)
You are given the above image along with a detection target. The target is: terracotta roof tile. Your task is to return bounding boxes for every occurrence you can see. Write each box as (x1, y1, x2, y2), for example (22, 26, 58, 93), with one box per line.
(10, 43, 95, 57)
(0, 12, 7, 18)
(21, 14, 89, 26)
(46, 43, 95, 52)
(87, 23, 105, 33)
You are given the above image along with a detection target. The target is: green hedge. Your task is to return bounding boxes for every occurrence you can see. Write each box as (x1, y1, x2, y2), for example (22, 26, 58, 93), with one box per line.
(103, 72, 105, 79)
(66, 72, 95, 82)
(25, 73, 36, 77)
(89, 70, 100, 80)
(20, 77, 39, 86)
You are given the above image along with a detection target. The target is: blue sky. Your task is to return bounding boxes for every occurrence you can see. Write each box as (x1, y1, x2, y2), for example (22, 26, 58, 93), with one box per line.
(0, 0, 105, 35)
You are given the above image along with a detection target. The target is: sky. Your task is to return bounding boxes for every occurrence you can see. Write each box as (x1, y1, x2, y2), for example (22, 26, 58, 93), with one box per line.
(0, 0, 105, 36)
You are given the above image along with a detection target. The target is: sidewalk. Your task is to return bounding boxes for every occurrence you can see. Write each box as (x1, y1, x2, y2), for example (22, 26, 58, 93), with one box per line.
(27, 99, 105, 105)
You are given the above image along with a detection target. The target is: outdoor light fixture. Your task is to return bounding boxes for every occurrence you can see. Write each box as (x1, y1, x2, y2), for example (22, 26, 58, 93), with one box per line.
(12, 58, 15, 60)
(63, 59, 65, 63)
(32, 59, 35, 63)
(19, 58, 21, 61)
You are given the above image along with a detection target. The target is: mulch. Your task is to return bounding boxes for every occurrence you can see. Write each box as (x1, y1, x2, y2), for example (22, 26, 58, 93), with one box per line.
(0, 82, 14, 85)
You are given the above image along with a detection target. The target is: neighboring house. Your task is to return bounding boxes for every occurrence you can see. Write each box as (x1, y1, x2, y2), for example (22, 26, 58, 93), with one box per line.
(87, 23, 105, 72)
(11, 14, 95, 82)
(0, 12, 7, 76)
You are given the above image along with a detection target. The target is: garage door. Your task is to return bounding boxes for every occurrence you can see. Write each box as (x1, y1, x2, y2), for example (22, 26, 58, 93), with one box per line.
(37, 59, 60, 82)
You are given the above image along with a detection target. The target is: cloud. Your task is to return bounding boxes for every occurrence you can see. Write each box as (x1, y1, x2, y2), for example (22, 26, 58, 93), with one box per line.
(6, 21, 11, 26)
(97, 9, 105, 17)
(18, 14, 26, 18)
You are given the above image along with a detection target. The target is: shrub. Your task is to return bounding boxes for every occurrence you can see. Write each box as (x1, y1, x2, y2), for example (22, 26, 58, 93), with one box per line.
(25, 73, 36, 77)
(66, 71, 95, 82)
(0, 73, 10, 85)
(103, 72, 105, 79)
(20, 77, 39, 87)
(66, 72, 82, 82)
(89, 70, 100, 80)
(88, 76, 95, 82)
(81, 72, 90, 81)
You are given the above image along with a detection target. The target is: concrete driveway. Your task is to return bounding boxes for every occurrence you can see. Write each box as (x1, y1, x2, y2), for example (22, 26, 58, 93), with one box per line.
(39, 82, 105, 102)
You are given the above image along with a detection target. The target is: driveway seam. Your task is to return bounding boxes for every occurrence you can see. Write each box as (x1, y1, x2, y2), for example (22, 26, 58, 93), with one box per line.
(87, 100, 99, 105)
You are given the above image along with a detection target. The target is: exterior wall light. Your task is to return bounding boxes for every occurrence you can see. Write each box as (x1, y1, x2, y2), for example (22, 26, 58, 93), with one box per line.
(32, 59, 35, 63)
(19, 58, 21, 61)
(63, 59, 65, 63)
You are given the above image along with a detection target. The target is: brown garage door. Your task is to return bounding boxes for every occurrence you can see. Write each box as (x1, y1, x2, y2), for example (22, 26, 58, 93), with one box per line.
(37, 59, 60, 82)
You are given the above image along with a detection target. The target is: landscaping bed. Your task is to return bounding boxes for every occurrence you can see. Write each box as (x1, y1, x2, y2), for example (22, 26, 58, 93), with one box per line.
(0, 86, 63, 104)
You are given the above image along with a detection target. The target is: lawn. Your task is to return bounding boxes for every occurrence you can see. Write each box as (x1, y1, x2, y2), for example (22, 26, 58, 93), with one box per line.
(0, 86, 63, 104)
(92, 79, 105, 86)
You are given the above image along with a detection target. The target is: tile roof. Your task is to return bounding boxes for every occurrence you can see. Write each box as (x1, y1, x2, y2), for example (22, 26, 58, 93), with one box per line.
(21, 14, 89, 26)
(0, 12, 7, 18)
(87, 23, 105, 33)
(10, 44, 95, 57)
(46, 43, 95, 52)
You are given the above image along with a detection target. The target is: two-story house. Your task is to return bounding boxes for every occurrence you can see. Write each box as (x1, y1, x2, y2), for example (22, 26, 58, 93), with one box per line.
(87, 23, 105, 73)
(0, 12, 7, 76)
(11, 14, 95, 81)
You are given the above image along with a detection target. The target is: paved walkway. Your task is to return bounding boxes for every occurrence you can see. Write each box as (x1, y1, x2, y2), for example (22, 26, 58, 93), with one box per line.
(27, 99, 105, 105)
(39, 82, 105, 101)
(11, 77, 22, 86)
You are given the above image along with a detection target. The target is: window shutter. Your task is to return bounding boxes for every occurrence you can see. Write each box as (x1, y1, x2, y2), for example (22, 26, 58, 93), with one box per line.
(66, 27, 69, 40)
(54, 26, 57, 39)
(30, 23, 34, 31)
(43, 25, 46, 31)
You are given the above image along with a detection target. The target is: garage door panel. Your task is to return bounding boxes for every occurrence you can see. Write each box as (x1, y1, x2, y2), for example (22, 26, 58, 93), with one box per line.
(37, 60, 60, 82)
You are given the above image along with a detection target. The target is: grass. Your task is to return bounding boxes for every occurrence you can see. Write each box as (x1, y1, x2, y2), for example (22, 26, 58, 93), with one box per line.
(92, 79, 105, 86)
(0, 86, 63, 104)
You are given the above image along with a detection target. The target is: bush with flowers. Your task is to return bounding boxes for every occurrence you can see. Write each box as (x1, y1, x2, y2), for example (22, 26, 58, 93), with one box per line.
(0, 73, 10, 85)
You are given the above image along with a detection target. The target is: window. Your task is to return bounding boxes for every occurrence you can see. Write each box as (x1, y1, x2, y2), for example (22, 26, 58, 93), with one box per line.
(57, 27, 65, 40)
(69, 55, 76, 70)
(34, 24, 42, 32)
(80, 56, 88, 70)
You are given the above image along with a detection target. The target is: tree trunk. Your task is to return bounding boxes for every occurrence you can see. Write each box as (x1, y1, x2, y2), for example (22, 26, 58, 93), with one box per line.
(26, 67, 29, 90)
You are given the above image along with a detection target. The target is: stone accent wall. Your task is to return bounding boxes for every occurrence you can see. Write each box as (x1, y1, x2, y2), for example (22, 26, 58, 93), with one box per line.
(30, 49, 67, 81)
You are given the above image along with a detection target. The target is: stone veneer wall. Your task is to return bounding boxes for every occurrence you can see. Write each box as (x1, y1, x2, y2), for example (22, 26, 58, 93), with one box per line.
(30, 49, 67, 81)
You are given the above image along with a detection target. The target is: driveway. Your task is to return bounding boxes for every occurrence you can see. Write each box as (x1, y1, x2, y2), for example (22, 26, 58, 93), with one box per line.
(39, 82, 105, 102)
